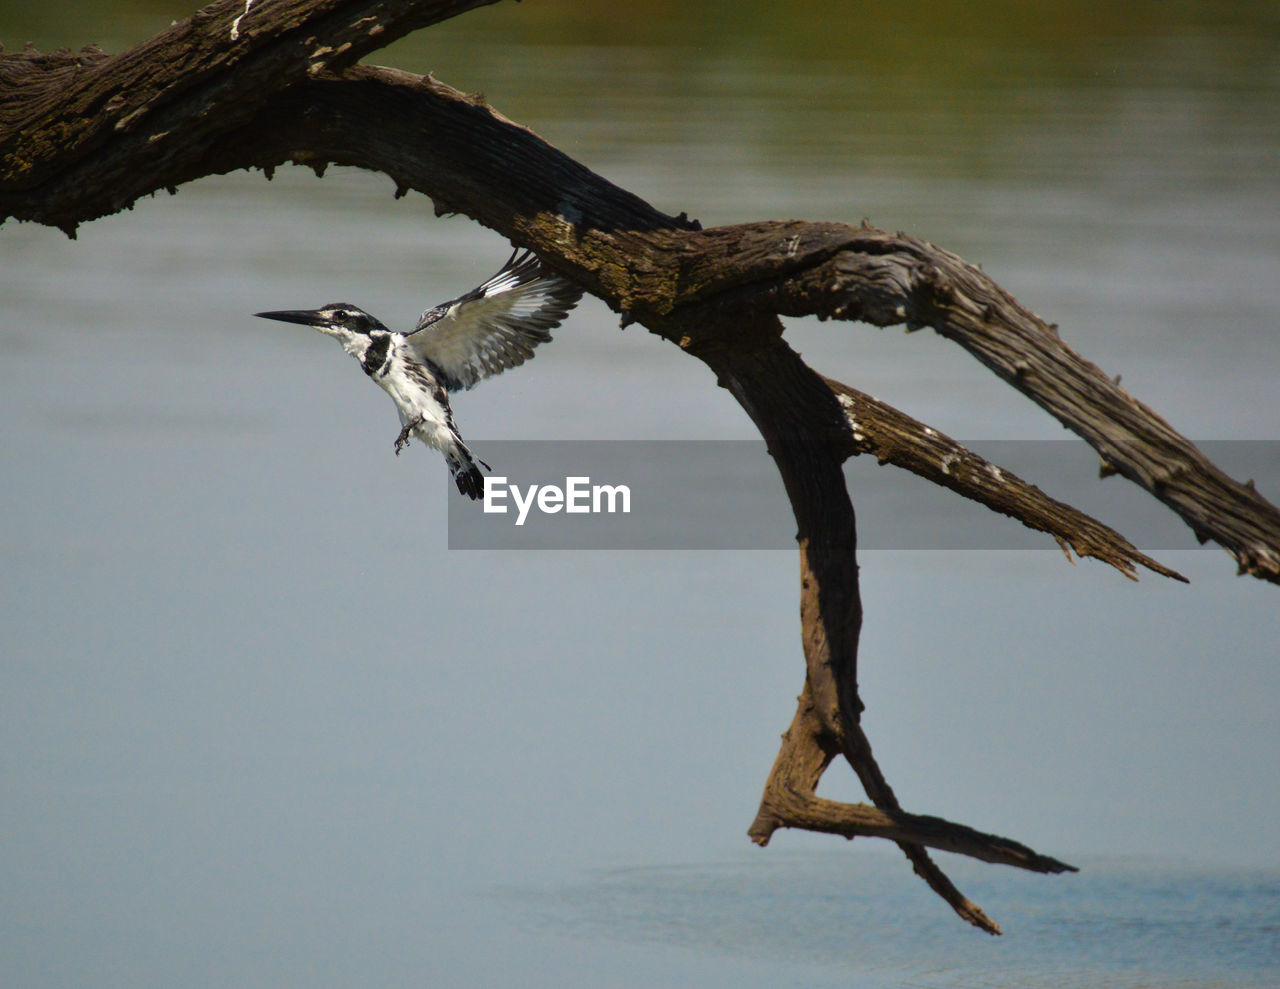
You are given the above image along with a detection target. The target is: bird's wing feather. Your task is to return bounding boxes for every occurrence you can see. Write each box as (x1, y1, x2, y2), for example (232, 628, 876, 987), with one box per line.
(404, 250, 583, 391)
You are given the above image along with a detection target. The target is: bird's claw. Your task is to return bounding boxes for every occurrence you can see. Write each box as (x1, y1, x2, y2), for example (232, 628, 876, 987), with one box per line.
(394, 418, 421, 455)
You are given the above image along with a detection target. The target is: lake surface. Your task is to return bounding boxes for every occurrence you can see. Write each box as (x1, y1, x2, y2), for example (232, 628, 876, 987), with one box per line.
(3, 2, 1279, 986)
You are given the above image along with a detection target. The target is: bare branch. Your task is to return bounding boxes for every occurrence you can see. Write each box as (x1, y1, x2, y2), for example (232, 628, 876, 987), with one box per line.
(714, 338, 1034, 934)
(0, 0, 504, 231)
(821, 376, 1187, 582)
(749, 689, 1076, 871)
(765, 232, 1280, 583)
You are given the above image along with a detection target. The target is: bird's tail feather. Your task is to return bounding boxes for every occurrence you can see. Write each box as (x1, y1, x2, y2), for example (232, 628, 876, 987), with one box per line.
(448, 451, 486, 501)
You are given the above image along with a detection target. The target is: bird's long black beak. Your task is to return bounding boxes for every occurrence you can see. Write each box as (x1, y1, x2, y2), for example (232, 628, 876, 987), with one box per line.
(254, 309, 326, 327)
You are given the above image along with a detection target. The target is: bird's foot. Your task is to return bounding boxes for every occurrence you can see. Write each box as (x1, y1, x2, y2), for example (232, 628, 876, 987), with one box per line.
(394, 417, 424, 455)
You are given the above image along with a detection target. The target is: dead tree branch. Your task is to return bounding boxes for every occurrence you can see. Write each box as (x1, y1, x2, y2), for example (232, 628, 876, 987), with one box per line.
(4, 0, 1276, 933)
(820, 376, 1187, 582)
(0, 0, 502, 232)
(764, 232, 1280, 583)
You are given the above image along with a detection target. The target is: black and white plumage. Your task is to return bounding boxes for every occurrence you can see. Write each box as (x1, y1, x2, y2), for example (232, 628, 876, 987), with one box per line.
(255, 249, 582, 499)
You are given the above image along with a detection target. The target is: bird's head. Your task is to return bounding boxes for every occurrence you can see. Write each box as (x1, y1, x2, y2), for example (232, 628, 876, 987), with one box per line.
(255, 304, 390, 342)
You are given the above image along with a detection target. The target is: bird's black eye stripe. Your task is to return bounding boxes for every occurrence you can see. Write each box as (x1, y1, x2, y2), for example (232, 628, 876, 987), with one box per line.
(324, 308, 373, 333)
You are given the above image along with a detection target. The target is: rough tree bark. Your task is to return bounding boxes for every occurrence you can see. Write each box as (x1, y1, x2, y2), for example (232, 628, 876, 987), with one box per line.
(5, 0, 1278, 934)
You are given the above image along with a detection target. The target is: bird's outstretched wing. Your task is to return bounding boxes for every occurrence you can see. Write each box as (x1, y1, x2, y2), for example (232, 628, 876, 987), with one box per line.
(405, 250, 583, 391)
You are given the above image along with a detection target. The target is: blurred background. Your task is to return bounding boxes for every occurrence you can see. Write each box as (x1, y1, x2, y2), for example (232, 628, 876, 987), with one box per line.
(3, 1, 1278, 986)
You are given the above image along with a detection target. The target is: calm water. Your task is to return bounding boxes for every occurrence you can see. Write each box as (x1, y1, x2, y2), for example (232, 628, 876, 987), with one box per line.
(3, 2, 1279, 986)
(500, 852, 1280, 988)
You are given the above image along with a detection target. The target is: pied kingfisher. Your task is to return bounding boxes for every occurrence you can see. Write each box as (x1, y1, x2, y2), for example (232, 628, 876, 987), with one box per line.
(256, 250, 582, 499)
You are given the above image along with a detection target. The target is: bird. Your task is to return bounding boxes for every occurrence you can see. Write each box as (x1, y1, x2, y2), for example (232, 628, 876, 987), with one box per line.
(255, 249, 582, 499)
